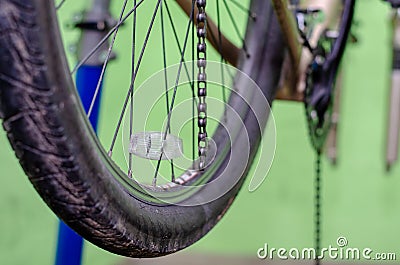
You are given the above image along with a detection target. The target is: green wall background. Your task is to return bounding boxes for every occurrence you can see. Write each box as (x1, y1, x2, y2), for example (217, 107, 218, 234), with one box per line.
(1, 1, 400, 264)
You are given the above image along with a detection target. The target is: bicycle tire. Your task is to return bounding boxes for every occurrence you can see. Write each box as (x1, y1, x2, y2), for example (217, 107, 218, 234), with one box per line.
(0, 0, 285, 257)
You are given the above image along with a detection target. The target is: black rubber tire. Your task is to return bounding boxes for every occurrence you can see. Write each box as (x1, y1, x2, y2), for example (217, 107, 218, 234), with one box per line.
(0, 0, 285, 257)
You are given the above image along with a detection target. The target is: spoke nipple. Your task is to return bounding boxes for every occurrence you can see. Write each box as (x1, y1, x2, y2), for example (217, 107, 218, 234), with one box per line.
(152, 177, 157, 188)
(108, 150, 113, 157)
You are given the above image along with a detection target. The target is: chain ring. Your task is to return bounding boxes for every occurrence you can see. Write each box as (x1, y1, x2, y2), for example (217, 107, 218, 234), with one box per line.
(304, 60, 334, 153)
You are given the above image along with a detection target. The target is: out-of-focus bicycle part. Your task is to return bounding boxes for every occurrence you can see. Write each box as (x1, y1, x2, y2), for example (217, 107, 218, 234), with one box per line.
(273, 0, 345, 102)
(325, 70, 343, 165)
(386, 8, 400, 171)
(387, 0, 400, 8)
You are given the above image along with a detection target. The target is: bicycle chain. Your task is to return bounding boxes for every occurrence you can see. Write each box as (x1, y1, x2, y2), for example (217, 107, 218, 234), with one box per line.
(304, 59, 327, 265)
(303, 37, 330, 265)
(304, 81, 320, 265)
(304, 72, 324, 265)
(196, 0, 208, 170)
(315, 152, 322, 265)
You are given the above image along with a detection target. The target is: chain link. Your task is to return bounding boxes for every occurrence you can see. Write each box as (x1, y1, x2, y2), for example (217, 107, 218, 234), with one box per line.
(196, 0, 208, 170)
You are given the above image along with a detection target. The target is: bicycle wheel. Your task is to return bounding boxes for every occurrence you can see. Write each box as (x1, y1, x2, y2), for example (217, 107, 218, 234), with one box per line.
(0, 0, 285, 257)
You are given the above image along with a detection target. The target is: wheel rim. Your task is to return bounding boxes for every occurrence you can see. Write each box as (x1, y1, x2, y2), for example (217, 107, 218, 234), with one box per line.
(55, 0, 265, 204)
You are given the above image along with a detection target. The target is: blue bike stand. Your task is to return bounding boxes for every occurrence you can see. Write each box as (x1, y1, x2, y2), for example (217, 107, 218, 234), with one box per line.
(55, 65, 104, 265)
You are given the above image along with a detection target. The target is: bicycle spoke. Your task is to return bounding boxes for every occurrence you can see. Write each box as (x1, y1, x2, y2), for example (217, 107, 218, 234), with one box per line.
(56, 0, 66, 10)
(206, 25, 237, 90)
(108, 0, 162, 157)
(228, 0, 256, 20)
(128, 0, 138, 178)
(153, 0, 195, 186)
(62, 0, 252, 185)
(205, 13, 236, 92)
(163, 0, 197, 103)
(222, 0, 250, 57)
(160, 0, 176, 182)
(87, 0, 130, 118)
(71, 0, 146, 75)
(217, 0, 227, 121)
(223, 58, 236, 82)
(164, 0, 199, 163)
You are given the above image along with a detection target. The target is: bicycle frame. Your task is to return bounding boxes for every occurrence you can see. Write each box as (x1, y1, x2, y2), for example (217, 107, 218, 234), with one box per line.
(177, 0, 348, 102)
(271, 0, 345, 101)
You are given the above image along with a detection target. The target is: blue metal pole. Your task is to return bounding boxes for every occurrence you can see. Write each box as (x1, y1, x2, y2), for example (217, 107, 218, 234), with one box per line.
(55, 223, 83, 265)
(75, 65, 104, 130)
(55, 65, 104, 265)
